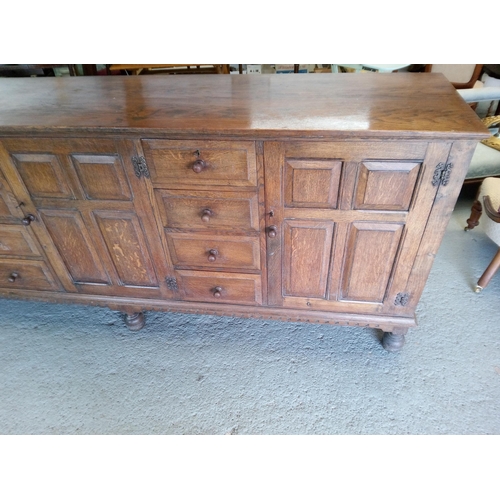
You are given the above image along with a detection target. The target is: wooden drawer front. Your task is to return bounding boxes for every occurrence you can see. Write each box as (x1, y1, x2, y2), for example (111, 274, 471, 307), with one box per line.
(0, 259, 59, 291)
(0, 225, 41, 257)
(166, 234, 260, 271)
(142, 139, 257, 187)
(156, 190, 260, 232)
(177, 270, 262, 305)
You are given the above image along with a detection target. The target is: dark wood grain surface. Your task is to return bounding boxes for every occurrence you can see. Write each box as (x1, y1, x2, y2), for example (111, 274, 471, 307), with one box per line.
(0, 73, 488, 139)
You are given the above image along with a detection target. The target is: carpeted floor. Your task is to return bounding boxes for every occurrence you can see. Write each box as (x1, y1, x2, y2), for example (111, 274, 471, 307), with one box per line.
(0, 194, 499, 434)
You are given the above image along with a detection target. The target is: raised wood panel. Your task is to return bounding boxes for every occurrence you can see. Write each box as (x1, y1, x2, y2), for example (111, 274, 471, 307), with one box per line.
(0, 170, 15, 218)
(0, 194, 11, 217)
(177, 270, 262, 306)
(94, 212, 159, 287)
(0, 225, 41, 257)
(283, 220, 334, 298)
(341, 222, 404, 303)
(284, 159, 342, 208)
(0, 259, 60, 291)
(0, 177, 17, 220)
(11, 153, 74, 199)
(166, 233, 260, 271)
(71, 154, 132, 201)
(142, 139, 257, 187)
(155, 189, 260, 232)
(40, 210, 110, 285)
(354, 161, 421, 211)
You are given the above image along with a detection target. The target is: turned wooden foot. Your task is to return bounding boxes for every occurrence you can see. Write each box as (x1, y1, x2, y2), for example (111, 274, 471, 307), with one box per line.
(476, 247, 500, 292)
(124, 312, 145, 331)
(382, 328, 407, 353)
(465, 199, 482, 231)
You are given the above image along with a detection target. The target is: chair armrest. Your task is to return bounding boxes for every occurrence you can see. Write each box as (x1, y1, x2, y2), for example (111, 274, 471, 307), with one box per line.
(458, 87, 500, 102)
(483, 195, 500, 222)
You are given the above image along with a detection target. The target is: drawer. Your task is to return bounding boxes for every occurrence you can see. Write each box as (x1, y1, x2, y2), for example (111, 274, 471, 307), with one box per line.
(0, 225, 41, 257)
(166, 233, 260, 271)
(156, 190, 260, 232)
(177, 270, 262, 306)
(0, 259, 60, 291)
(142, 139, 257, 187)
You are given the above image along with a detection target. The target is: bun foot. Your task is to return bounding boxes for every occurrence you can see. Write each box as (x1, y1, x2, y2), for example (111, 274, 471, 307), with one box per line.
(125, 312, 145, 331)
(382, 330, 406, 352)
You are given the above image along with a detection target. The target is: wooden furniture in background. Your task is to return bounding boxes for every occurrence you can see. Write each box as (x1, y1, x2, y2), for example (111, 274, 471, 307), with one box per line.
(0, 64, 76, 77)
(465, 175, 500, 291)
(0, 74, 487, 352)
(108, 64, 230, 75)
(425, 64, 483, 89)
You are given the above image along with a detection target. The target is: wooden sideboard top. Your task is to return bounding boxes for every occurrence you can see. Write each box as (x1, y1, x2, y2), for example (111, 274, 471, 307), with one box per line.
(0, 73, 488, 140)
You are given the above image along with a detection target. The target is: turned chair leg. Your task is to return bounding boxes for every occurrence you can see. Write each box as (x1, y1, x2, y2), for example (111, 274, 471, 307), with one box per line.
(475, 247, 500, 292)
(465, 199, 483, 231)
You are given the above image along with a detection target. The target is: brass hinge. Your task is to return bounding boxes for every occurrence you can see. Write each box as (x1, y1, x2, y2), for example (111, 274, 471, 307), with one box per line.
(394, 292, 410, 306)
(432, 162, 453, 187)
(166, 276, 178, 291)
(132, 156, 150, 179)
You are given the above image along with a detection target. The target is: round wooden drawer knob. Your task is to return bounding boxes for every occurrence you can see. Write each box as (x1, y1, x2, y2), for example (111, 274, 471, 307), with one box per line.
(267, 225, 277, 238)
(21, 214, 36, 226)
(8, 272, 19, 283)
(192, 159, 207, 173)
(208, 249, 218, 262)
(213, 286, 222, 298)
(201, 209, 213, 223)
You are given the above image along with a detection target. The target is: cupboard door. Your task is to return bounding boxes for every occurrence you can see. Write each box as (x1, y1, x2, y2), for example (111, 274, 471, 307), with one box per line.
(0, 138, 168, 298)
(265, 141, 452, 314)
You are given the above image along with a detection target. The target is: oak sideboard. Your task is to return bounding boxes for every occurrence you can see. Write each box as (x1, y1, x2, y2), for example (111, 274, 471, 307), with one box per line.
(0, 73, 488, 351)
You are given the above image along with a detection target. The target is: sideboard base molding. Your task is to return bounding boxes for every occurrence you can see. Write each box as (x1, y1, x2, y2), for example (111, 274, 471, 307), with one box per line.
(0, 289, 417, 336)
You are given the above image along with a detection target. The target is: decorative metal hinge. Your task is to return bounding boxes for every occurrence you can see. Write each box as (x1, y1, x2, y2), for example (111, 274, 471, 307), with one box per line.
(432, 162, 453, 187)
(132, 156, 150, 179)
(394, 292, 410, 306)
(166, 276, 178, 291)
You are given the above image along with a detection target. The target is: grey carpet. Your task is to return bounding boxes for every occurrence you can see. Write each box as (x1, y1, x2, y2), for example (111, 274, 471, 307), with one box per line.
(1, 195, 499, 434)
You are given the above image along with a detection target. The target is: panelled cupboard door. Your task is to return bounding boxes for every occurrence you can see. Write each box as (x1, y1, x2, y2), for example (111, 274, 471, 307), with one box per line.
(0, 138, 171, 299)
(264, 140, 452, 315)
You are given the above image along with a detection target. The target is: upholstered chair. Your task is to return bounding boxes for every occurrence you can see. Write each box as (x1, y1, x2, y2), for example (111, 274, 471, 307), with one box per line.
(465, 177, 500, 291)
(460, 86, 500, 291)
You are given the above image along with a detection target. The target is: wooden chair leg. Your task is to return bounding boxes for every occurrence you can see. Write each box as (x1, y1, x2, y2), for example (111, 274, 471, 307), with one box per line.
(476, 247, 500, 292)
(465, 199, 483, 231)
